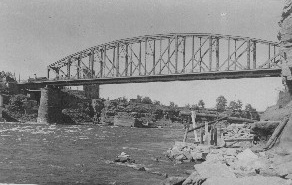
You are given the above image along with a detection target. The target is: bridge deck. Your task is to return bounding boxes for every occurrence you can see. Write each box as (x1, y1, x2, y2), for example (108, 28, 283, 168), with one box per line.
(19, 68, 281, 88)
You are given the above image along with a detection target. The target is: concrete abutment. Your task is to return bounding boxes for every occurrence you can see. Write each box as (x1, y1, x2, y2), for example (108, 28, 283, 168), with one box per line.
(37, 86, 63, 124)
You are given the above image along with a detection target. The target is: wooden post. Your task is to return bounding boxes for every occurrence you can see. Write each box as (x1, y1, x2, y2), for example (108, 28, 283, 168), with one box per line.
(214, 127, 218, 146)
(200, 127, 204, 144)
(183, 127, 189, 143)
(191, 111, 198, 142)
(204, 122, 209, 145)
(210, 126, 214, 145)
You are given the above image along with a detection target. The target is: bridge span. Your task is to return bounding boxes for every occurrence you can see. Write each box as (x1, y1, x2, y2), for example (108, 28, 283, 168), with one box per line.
(19, 33, 283, 88)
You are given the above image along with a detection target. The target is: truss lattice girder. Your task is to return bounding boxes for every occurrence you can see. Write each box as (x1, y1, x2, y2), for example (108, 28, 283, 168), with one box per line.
(47, 33, 282, 80)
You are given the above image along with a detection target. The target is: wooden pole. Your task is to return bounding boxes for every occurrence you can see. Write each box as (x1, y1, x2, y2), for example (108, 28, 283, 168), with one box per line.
(191, 111, 198, 142)
(200, 127, 204, 144)
(264, 117, 289, 150)
(204, 122, 209, 145)
(183, 127, 189, 143)
(214, 127, 218, 146)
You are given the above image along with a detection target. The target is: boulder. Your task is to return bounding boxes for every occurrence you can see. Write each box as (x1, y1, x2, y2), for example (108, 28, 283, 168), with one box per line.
(202, 176, 291, 185)
(194, 163, 236, 178)
(236, 148, 258, 161)
(160, 176, 187, 185)
(182, 171, 206, 185)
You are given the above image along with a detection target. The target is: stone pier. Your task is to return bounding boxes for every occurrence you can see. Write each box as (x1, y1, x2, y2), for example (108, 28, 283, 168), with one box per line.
(37, 86, 63, 124)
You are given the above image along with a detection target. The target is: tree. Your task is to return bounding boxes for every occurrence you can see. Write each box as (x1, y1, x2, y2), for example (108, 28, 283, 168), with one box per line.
(141, 96, 152, 104)
(137, 95, 142, 103)
(117, 96, 128, 103)
(245, 103, 256, 112)
(236, 100, 243, 111)
(191, 104, 199, 110)
(228, 100, 238, 111)
(216, 95, 227, 112)
(153, 100, 161, 105)
(169, 101, 178, 109)
(184, 104, 191, 109)
(198, 100, 205, 109)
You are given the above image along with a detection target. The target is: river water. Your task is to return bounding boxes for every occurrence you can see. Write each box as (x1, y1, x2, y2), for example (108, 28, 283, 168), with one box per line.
(0, 123, 194, 185)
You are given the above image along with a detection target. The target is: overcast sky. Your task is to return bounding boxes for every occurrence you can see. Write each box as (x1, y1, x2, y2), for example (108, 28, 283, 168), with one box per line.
(0, 0, 285, 110)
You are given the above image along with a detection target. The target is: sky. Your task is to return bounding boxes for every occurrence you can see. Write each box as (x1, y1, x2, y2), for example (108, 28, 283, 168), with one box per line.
(0, 0, 285, 111)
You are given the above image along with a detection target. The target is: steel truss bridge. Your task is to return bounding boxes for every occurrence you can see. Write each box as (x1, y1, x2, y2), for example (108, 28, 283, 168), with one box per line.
(25, 33, 284, 87)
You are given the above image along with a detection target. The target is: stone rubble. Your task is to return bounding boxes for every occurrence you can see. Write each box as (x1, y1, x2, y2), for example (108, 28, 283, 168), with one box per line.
(163, 141, 292, 185)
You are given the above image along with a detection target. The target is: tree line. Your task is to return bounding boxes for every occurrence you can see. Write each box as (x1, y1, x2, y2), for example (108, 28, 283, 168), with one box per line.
(115, 95, 257, 113)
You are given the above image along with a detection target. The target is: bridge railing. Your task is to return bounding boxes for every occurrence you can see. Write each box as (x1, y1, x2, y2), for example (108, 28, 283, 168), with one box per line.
(47, 33, 282, 80)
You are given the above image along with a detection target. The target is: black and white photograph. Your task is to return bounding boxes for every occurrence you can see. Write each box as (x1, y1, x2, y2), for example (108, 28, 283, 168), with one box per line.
(0, 0, 292, 184)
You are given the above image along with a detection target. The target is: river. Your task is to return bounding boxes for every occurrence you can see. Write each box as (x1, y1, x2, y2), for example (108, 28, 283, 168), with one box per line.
(0, 123, 194, 185)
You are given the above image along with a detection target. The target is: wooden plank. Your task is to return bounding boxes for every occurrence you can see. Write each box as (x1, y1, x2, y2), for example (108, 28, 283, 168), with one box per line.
(224, 138, 253, 142)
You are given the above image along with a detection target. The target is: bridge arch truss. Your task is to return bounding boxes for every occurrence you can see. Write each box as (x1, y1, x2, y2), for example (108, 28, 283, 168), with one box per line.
(47, 33, 283, 81)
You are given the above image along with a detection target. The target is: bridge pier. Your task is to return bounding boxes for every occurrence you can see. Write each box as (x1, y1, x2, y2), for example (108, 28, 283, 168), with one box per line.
(84, 84, 100, 99)
(37, 86, 63, 124)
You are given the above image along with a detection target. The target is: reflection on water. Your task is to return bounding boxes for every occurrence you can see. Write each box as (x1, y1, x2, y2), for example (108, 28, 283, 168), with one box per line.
(0, 123, 192, 184)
